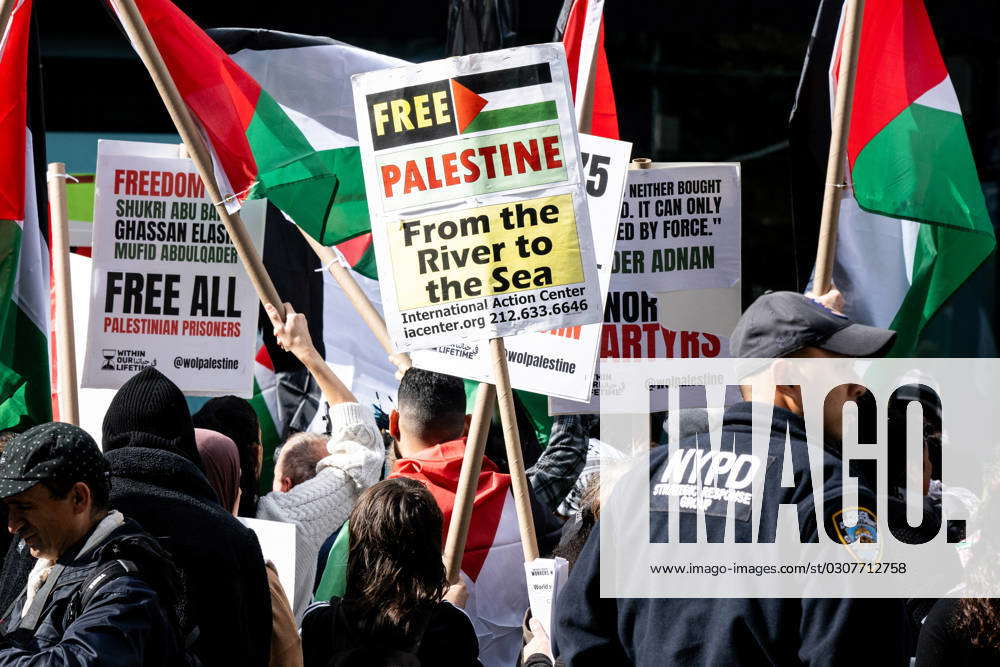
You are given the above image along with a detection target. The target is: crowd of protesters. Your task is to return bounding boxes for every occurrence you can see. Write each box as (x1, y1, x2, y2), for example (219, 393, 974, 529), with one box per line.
(0, 291, 995, 665)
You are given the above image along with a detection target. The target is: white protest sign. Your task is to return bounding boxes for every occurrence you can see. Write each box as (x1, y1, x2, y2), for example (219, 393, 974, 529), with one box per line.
(81, 140, 265, 397)
(352, 44, 602, 351)
(613, 164, 740, 291)
(524, 556, 568, 638)
(239, 517, 296, 610)
(411, 134, 630, 400)
(550, 163, 742, 414)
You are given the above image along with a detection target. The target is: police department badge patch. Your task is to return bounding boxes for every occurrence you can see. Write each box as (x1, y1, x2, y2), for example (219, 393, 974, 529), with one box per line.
(832, 507, 881, 562)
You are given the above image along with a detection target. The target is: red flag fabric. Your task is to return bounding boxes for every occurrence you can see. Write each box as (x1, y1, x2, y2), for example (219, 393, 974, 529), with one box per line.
(561, 0, 619, 139)
(0, 0, 31, 221)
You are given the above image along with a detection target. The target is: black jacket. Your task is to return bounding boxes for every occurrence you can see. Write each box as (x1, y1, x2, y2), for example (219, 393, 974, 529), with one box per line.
(553, 402, 907, 666)
(0, 518, 189, 665)
(301, 597, 481, 666)
(105, 446, 272, 667)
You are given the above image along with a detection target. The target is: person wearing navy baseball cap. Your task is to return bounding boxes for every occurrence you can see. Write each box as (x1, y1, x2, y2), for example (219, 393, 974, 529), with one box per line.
(0, 422, 190, 664)
(554, 291, 909, 666)
(730, 290, 896, 359)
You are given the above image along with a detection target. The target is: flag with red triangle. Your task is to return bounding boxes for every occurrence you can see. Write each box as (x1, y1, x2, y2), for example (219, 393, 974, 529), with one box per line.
(447, 64, 560, 135)
(792, 0, 995, 356)
(110, 1, 405, 267)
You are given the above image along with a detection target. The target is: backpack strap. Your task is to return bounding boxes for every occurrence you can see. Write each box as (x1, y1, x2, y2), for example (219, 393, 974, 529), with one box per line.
(65, 559, 137, 626)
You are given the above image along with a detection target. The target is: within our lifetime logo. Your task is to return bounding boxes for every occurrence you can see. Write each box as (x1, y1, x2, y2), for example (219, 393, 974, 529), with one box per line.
(100, 349, 154, 372)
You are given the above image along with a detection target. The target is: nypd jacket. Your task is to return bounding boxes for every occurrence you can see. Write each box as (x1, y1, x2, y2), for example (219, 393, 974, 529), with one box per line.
(553, 401, 908, 666)
(0, 518, 190, 666)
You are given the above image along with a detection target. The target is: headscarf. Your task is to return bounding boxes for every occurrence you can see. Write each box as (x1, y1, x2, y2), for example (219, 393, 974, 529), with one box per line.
(194, 428, 241, 513)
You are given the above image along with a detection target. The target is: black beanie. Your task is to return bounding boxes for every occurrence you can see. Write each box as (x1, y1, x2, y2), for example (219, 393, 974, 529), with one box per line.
(102, 367, 203, 469)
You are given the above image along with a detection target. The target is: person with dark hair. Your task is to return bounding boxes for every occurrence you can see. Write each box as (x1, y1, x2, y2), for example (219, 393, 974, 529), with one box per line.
(192, 395, 263, 517)
(301, 477, 481, 666)
(388, 368, 559, 667)
(916, 459, 1000, 665)
(262, 303, 384, 622)
(195, 428, 242, 515)
(0, 423, 190, 664)
(198, 428, 303, 667)
(101, 367, 273, 666)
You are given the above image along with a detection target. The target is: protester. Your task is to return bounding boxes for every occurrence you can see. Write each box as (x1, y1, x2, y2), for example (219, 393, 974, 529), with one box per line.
(193, 395, 264, 517)
(271, 432, 329, 493)
(261, 302, 385, 622)
(388, 368, 559, 667)
(196, 428, 304, 667)
(915, 458, 1000, 665)
(0, 423, 190, 664)
(301, 477, 481, 666)
(102, 366, 272, 666)
(526, 415, 594, 516)
(554, 291, 909, 665)
(195, 428, 242, 514)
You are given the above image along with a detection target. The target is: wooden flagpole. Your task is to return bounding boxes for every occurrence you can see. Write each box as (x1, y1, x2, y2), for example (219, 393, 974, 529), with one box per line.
(443, 381, 496, 582)
(47, 163, 79, 426)
(435, 19, 612, 575)
(813, 0, 865, 294)
(0, 0, 17, 46)
(111, 0, 285, 317)
(463, 12, 612, 564)
(489, 337, 540, 561)
(297, 228, 406, 365)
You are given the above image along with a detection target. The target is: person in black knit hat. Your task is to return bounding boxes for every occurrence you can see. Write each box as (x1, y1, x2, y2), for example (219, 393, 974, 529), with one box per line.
(100, 367, 273, 667)
(0, 368, 273, 666)
(101, 367, 203, 468)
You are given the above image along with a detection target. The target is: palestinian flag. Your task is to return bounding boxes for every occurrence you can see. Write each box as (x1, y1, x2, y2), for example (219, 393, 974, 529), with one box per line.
(249, 342, 281, 492)
(0, 0, 51, 430)
(450, 64, 560, 134)
(556, 0, 619, 139)
(790, 0, 995, 356)
(110, 2, 404, 269)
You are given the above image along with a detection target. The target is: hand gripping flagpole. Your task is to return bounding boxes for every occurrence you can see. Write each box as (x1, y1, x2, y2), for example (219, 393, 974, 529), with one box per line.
(111, 0, 286, 319)
(814, 0, 865, 294)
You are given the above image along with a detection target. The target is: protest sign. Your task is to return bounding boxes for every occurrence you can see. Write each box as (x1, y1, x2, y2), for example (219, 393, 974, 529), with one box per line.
(239, 517, 296, 609)
(411, 134, 631, 400)
(81, 140, 266, 397)
(613, 164, 740, 292)
(524, 556, 569, 639)
(352, 44, 602, 351)
(550, 163, 742, 414)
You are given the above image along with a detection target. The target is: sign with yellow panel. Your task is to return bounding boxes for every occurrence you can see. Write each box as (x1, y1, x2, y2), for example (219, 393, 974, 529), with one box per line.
(353, 44, 601, 351)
